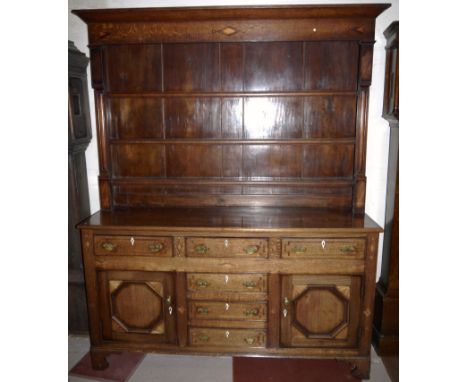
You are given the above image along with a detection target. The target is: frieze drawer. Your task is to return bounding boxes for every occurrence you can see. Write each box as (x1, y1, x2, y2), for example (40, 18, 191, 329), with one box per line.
(189, 328, 266, 348)
(281, 238, 365, 259)
(186, 238, 268, 258)
(187, 273, 267, 293)
(94, 235, 173, 257)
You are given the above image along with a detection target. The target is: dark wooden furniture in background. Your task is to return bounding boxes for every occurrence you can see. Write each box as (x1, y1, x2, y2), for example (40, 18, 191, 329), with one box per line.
(73, 5, 389, 379)
(373, 21, 399, 357)
(69, 41, 93, 332)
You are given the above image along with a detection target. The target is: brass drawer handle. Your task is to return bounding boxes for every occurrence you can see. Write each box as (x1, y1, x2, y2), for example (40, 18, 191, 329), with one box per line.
(244, 308, 259, 317)
(243, 281, 257, 289)
(292, 245, 306, 253)
(244, 337, 255, 345)
(101, 242, 117, 252)
(198, 334, 210, 342)
(283, 297, 290, 306)
(340, 245, 356, 253)
(243, 245, 260, 255)
(196, 307, 210, 314)
(148, 243, 164, 253)
(195, 244, 208, 254)
(195, 279, 210, 288)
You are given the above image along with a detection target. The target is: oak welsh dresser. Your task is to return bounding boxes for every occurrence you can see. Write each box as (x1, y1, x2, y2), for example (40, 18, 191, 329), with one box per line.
(73, 4, 389, 379)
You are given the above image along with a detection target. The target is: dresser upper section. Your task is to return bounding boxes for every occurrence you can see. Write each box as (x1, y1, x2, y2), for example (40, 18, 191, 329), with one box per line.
(73, 5, 389, 212)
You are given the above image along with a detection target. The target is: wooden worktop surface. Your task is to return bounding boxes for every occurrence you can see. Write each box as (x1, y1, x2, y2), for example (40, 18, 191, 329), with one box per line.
(78, 207, 381, 232)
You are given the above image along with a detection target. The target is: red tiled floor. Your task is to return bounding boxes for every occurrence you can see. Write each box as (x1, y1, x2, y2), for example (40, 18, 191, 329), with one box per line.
(233, 357, 361, 382)
(69, 351, 145, 382)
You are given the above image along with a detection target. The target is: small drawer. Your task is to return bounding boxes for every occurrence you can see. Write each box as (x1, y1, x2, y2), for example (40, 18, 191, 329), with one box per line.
(94, 235, 172, 257)
(281, 238, 365, 259)
(189, 328, 266, 348)
(189, 301, 267, 321)
(187, 273, 267, 293)
(186, 238, 267, 258)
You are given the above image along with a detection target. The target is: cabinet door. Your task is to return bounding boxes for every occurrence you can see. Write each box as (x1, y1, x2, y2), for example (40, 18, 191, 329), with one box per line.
(280, 275, 361, 348)
(98, 271, 177, 343)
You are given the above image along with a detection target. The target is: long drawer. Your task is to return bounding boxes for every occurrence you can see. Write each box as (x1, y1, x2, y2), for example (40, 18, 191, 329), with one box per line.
(188, 301, 267, 321)
(281, 238, 365, 259)
(186, 237, 268, 258)
(189, 328, 266, 348)
(187, 273, 267, 293)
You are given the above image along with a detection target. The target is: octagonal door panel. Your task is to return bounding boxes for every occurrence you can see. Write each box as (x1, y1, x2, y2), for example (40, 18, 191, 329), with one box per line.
(98, 271, 176, 344)
(280, 275, 361, 348)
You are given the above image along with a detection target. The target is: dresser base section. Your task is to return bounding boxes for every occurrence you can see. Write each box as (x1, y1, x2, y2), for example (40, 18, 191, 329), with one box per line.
(78, 210, 382, 380)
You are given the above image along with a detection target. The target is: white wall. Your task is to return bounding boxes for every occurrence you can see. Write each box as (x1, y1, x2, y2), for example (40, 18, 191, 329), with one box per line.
(68, 0, 399, 278)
